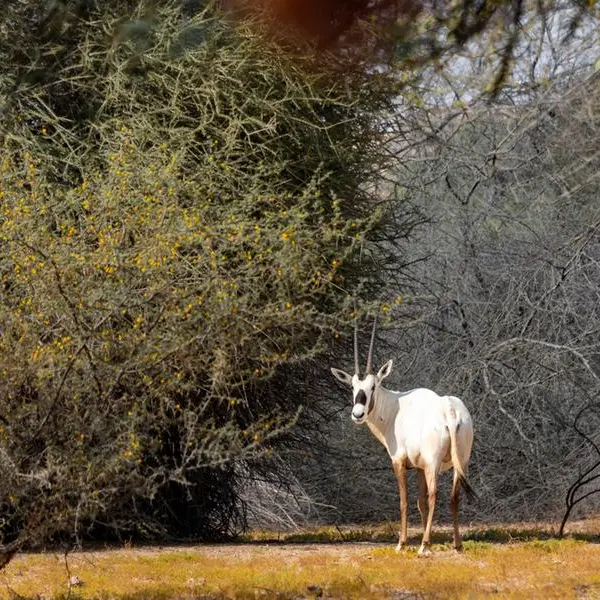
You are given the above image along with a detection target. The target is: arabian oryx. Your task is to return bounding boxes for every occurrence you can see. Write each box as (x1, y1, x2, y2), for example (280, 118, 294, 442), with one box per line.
(330, 318, 475, 556)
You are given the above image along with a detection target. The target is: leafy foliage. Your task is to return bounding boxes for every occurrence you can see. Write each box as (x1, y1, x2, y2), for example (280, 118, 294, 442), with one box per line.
(0, 1, 396, 558)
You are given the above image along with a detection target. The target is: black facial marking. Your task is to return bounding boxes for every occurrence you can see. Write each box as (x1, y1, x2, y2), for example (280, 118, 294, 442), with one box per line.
(367, 386, 376, 415)
(355, 389, 367, 406)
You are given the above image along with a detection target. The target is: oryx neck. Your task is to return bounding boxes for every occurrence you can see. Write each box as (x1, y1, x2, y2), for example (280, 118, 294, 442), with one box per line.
(366, 385, 399, 442)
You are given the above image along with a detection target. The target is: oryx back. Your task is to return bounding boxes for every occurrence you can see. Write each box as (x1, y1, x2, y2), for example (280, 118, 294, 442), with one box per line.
(390, 389, 473, 476)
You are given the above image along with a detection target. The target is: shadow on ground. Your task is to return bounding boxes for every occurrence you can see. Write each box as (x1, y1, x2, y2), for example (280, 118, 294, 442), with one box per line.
(237, 520, 600, 546)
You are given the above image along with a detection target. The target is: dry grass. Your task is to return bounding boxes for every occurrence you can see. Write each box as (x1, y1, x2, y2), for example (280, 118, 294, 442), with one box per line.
(2, 520, 600, 599)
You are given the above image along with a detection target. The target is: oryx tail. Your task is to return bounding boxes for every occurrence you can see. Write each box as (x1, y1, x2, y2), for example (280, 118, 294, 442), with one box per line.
(446, 402, 476, 502)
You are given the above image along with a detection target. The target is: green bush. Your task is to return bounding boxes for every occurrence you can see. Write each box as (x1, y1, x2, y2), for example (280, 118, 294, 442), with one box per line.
(0, 1, 395, 557)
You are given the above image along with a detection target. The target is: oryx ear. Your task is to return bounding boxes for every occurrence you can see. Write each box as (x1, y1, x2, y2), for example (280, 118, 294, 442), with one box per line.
(330, 367, 353, 386)
(377, 359, 393, 381)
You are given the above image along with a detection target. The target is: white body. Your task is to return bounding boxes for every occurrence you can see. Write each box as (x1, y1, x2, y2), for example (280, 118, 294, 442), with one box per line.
(366, 387, 473, 475)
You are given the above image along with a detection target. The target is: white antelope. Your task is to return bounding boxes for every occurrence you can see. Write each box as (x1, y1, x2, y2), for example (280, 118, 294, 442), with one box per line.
(330, 318, 475, 556)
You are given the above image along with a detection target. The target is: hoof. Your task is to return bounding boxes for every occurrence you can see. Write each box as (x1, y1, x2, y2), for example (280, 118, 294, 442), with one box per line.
(454, 544, 464, 553)
(418, 545, 432, 557)
(395, 542, 406, 553)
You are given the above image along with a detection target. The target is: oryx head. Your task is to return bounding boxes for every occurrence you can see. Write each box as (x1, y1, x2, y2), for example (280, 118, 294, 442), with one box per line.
(330, 316, 393, 424)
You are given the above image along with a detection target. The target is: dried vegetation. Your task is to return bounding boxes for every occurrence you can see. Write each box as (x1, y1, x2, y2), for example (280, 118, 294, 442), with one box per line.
(2, 522, 600, 599)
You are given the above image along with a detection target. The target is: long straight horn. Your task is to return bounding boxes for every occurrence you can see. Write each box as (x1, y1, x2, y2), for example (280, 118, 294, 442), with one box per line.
(353, 318, 360, 375)
(365, 315, 378, 374)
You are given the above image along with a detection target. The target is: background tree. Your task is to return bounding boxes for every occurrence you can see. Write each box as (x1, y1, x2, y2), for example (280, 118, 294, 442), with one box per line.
(301, 68, 600, 526)
(276, 0, 600, 524)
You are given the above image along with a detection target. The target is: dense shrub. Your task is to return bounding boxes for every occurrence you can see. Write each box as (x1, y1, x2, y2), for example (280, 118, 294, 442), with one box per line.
(0, 1, 397, 559)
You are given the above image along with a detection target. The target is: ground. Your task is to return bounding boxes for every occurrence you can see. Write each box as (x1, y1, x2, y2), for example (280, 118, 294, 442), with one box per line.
(2, 520, 600, 599)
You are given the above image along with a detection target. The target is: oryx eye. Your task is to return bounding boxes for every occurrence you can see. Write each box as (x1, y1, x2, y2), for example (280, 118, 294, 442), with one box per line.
(371, 385, 375, 392)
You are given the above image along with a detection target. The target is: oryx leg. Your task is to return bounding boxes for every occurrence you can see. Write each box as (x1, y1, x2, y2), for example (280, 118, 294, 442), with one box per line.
(451, 469, 463, 552)
(417, 469, 428, 532)
(392, 459, 408, 552)
(419, 467, 438, 557)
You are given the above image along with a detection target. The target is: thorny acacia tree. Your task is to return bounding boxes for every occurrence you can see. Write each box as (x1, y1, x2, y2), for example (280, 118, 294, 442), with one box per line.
(0, 0, 403, 564)
(372, 73, 600, 525)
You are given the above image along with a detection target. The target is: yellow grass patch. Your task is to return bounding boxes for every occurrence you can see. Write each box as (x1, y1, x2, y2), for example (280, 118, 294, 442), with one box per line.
(2, 522, 600, 599)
